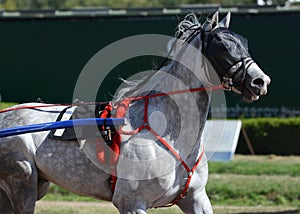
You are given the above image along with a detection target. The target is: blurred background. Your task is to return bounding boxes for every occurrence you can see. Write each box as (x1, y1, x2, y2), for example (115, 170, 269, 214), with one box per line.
(0, 0, 291, 10)
(0, 1, 299, 213)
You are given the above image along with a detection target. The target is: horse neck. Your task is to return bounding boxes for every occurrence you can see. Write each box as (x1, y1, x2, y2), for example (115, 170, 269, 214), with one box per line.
(157, 55, 210, 157)
(128, 37, 212, 160)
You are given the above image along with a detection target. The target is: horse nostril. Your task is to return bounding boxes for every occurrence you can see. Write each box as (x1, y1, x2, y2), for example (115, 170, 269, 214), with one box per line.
(252, 78, 264, 88)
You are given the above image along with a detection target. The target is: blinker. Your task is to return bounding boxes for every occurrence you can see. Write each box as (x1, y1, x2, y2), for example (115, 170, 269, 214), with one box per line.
(201, 27, 250, 79)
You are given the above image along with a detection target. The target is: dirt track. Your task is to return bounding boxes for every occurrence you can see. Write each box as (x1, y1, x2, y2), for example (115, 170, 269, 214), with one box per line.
(36, 201, 300, 214)
(36, 200, 113, 207)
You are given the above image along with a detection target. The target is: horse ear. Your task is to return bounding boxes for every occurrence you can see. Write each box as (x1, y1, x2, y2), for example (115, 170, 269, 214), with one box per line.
(211, 11, 219, 29)
(219, 12, 231, 28)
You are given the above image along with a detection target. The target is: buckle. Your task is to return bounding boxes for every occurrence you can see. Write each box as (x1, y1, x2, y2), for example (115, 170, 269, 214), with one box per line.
(222, 77, 233, 91)
(101, 128, 112, 145)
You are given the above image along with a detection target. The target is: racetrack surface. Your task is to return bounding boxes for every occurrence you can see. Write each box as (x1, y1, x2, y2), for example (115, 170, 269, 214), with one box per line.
(36, 201, 300, 214)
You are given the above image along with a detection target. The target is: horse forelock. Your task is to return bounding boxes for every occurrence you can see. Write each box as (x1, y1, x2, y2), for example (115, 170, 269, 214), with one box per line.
(175, 13, 202, 40)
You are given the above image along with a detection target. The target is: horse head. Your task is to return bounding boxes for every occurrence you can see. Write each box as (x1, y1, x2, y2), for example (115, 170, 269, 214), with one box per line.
(201, 11, 271, 102)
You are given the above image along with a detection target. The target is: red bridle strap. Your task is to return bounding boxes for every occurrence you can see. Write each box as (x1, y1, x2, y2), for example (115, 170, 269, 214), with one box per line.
(122, 85, 224, 102)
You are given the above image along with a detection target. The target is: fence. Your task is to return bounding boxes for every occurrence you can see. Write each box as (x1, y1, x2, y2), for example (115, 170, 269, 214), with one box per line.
(0, 6, 299, 117)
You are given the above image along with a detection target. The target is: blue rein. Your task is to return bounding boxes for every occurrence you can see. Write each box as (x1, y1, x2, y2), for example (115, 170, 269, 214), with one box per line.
(0, 118, 125, 138)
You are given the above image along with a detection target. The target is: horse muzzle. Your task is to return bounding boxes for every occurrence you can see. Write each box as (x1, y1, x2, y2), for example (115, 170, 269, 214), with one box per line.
(243, 63, 271, 102)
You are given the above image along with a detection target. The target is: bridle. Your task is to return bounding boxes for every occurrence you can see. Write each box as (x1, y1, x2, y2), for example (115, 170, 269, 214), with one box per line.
(179, 23, 254, 93)
(222, 57, 254, 92)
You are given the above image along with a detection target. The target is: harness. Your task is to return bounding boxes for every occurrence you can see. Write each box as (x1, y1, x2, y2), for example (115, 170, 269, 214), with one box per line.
(96, 100, 130, 192)
(95, 25, 253, 207)
(96, 85, 222, 207)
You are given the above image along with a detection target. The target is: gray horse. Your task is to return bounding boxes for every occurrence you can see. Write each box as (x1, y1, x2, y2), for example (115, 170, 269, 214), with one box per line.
(0, 12, 270, 214)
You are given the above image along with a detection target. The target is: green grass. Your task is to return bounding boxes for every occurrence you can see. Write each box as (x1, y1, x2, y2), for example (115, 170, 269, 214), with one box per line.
(207, 174, 300, 206)
(0, 102, 18, 110)
(207, 156, 300, 206)
(208, 156, 300, 176)
(43, 185, 98, 202)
